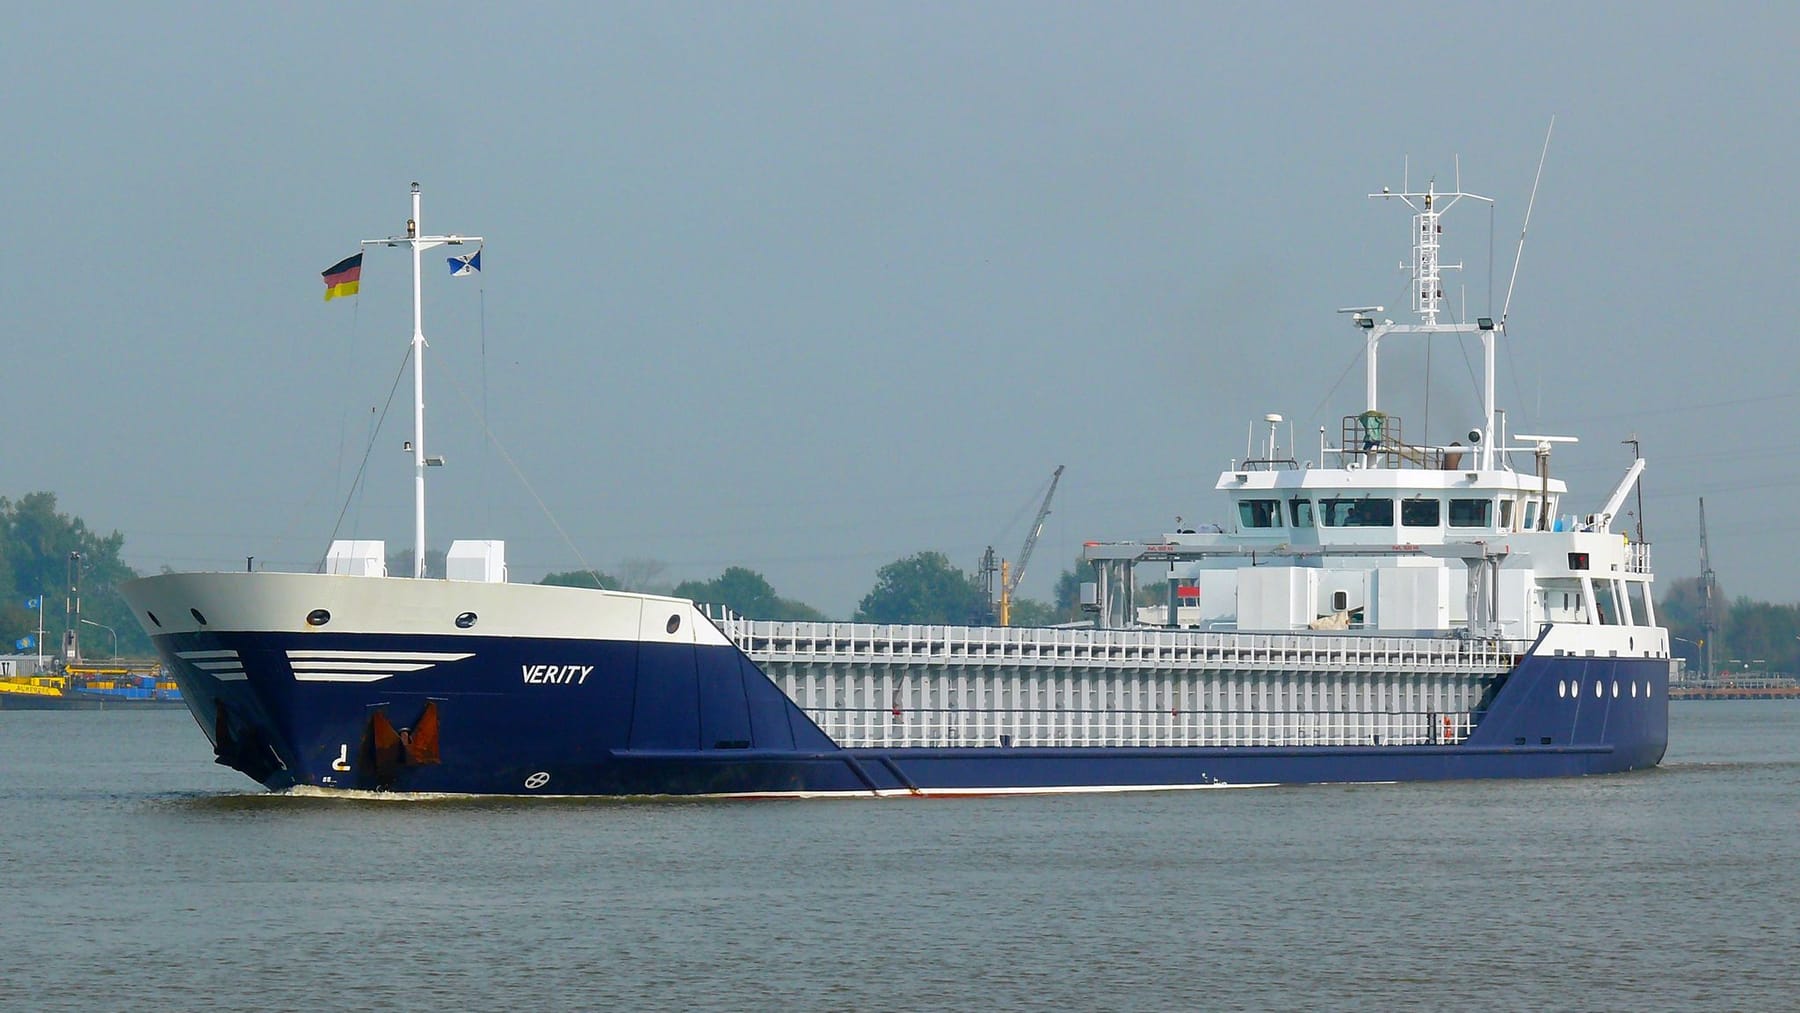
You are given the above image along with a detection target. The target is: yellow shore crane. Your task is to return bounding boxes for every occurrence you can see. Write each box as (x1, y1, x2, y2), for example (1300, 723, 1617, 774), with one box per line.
(992, 466, 1064, 626)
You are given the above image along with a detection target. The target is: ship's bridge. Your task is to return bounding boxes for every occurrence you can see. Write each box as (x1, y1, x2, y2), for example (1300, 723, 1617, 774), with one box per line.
(1216, 411, 1569, 541)
(1216, 466, 1568, 543)
(1081, 409, 1654, 640)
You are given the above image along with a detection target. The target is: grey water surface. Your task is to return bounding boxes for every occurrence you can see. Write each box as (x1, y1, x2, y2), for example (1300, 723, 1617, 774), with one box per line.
(2, 704, 1795, 1011)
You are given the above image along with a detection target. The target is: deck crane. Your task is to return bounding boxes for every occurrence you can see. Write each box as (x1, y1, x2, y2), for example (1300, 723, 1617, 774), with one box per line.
(1699, 497, 1718, 678)
(998, 465, 1064, 627)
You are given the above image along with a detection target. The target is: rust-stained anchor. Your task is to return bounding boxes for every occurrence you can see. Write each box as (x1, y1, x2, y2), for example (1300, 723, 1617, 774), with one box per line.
(361, 700, 443, 788)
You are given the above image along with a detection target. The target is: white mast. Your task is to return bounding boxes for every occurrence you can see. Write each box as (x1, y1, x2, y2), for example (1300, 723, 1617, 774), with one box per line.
(363, 183, 482, 578)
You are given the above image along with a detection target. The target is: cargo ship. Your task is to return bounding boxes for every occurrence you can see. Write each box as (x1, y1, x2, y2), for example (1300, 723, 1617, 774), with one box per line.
(0, 662, 183, 710)
(120, 169, 1668, 796)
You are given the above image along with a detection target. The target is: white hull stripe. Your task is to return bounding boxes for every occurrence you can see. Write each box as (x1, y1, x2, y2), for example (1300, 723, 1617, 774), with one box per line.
(284, 650, 473, 684)
(710, 781, 1281, 799)
(282, 780, 1280, 802)
(288, 661, 437, 673)
(176, 650, 247, 681)
(286, 650, 474, 663)
(195, 659, 249, 682)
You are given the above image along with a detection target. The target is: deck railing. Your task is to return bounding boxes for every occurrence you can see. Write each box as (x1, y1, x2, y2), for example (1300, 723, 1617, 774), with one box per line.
(701, 610, 1527, 675)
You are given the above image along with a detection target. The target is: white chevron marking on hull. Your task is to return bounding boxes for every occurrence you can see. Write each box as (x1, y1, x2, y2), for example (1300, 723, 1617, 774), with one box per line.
(283, 650, 474, 684)
(179, 650, 247, 681)
(286, 650, 475, 662)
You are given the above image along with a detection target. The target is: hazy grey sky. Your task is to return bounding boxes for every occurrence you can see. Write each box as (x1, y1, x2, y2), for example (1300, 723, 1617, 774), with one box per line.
(7, 2, 1796, 615)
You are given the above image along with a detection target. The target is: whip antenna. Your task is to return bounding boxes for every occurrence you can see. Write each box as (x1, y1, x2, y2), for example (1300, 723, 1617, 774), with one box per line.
(1500, 116, 1555, 332)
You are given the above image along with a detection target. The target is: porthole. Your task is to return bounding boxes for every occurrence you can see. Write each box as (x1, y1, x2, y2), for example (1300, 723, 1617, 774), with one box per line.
(455, 611, 478, 629)
(1612, 681, 1620, 698)
(146, 611, 162, 628)
(1557, 680, 1566, 699)
(1646, 682, 1653, 698)
(665, 614, 681, 635)
(305, 609, 331, 627)
(1631, 682, 1638, 698)
(190, 608, 208, 626)
(1593, 681, 1601, 698)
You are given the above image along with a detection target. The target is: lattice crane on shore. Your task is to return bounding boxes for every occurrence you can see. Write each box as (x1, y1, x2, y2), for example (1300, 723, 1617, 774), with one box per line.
(1699, 497, 1718, 677)
(998, 465, 1064, 627)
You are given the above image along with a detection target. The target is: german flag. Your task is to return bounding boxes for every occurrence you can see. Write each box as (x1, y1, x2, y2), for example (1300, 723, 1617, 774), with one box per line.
(321, 253, 363, 301)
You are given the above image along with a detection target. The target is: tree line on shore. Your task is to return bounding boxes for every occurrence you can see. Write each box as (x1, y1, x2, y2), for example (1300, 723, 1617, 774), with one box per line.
(0, 493, 148, 659)
(543, 551, 1078, 627)
(1656, 577, 1800, 677)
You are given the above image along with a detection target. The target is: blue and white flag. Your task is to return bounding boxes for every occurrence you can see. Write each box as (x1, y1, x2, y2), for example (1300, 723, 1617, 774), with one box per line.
(447, 247, 482, 276)
(15, 636, 34, 650)
(25, 596, 40, 609)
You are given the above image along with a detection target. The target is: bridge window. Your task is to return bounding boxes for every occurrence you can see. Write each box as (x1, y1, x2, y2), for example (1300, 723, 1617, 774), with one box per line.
(1448, 498, 1492, 528)
(1400, 498, 1441, 527)
(1523, 500, 1540, 530)
(1238, 499, 1281, 529)
(1499, 498, 1515, 530)
(1288, 498, 1314, 528)
(1320, 497, 1394, 527)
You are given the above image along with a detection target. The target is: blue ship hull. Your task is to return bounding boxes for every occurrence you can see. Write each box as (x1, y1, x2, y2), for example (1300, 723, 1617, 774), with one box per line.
(149, 627, 1668, 797)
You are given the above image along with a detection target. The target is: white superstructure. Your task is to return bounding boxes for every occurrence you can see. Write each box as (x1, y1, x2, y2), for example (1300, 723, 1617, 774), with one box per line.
(1082, 172, 1659, 653)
